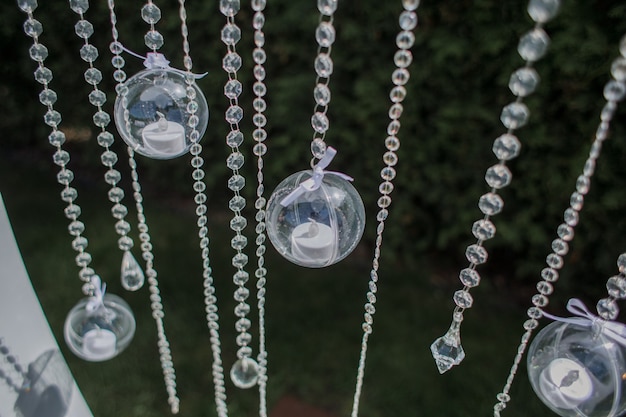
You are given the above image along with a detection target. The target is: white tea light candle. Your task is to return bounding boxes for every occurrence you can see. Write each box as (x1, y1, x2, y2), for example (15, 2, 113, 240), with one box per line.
(290, 220, 336, 263)
(539, 358, 593, 409)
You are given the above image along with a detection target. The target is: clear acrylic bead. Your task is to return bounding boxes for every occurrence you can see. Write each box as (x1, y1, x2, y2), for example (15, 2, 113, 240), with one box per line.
(64, 204, 81, 219)
(101, 150, 118, 167)
(576, 175, 590, 194)
(44, 110, 62, 127)
(500, 102, 529, 129)
(253, 11, 265, 29)
(396, 31, 415, 49)
(316, 22, 336, 48)
(230, 216, 247, 232)
(253, 143, 267, 156)
(392, 68, 410, 86)
(459, 268, 480, 287)
(29, 43, 48, 61)
(556, 223, 574, 242)
(509, 67, 540, 97)
(389, 104, 403, 119)
(226, 131, 244, 148)
(383, 151, 398, 166)
(597, 298, 619, 320)
(485, 164, 512, 189)
(385, 136, 400, 151)
(61, 187, 78, 203)
(314, 84, 332, 106)
(93, 111, 110, 128)
(380, 166, 396, 181)
(453, 290, 473, 308)
(221, 23, 241, 46)
(253, 98, 266, 112)
(18, 0, 38, 13)
(23, 18, 43, 38)
(317, 0, 338, 16)
(604, 80, 626, 102)
(34, 66, 52, 84)
(234, 302, 250, 317)
(97, 132, 114, 147)
(527, 307, 543, 319)
(141, 3, 162, 23)
(68, 220, 85, 236)
(84, 68, 102, 85)
(314, 54, 333, 78)
(532, 294, 549, 307)
(478, 192, 504, 215)
(224, 80, 243, 99)
(465, 244, 488, 265)
(39, 89, 57, 106)
(232, 254, 249, 269)
(253, 81, 267, 96)
(399, 11, 418, 30)
(472, 219, 496, 240)
(570, 191, 584, 210)
(57, 169, 74, 185)
(220, 0, 240, 16)
(551, 238, 568, 255)
(227, 152, 245, 170)
(402, 0, 420, 10)
(223, 52, 242, 72)
(252, 48, 266, 64)
(563, 208, 579, 226)
(48, 131, 66, 146)
(311, 138, 327, 159)
(104, 169, 121, 185)
(607, 276, 626, 299)
(311, 112, 329, 133)
(230, 357, 259, 389)
(88, 90, 106, 107)
(527, 0, 560, 23)
(536, 281, 553, 295)
(618, 253, 626, 273)
(518, 28, 550, 62)
(252, 0, 266, 11)
(611, 57, 626, 82)
(108, 187, 124, 202)
(394, 50, 413, 68)
(390, 86, 407, 103)
(430, 322, 465, 374)
(144, 30, 164, 49)
(74, 20, 94, 39)
(229, 196, 246, 212)
(226, 105, 244, 124)
(492, 133, 521, 160)
(228, 175, 245, 191)
(545, 253, 563, 269)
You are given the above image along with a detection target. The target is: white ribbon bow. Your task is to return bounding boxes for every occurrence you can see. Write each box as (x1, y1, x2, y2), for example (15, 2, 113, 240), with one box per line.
(280, 147, 353, 207)
(120, 45, 207, 79)
(86, 275, 106, 314)
(543, 298, 626, 346)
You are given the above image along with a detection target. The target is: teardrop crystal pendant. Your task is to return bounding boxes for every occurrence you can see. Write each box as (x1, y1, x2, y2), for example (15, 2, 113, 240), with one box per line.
(121, 251, 145, 291)
(230, 357, 260, 389)
(430, 318, 466, 374)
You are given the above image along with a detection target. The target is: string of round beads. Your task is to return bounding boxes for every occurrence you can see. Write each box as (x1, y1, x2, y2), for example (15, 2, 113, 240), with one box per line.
(106, 1, 180, 412)
(18, 0, 101, 296)
(491, 35, 626, 417)
(309, 0, 338, 160)
(350, 2, 419, 417)
(250, 0, 270, 414)
(431, 0, 561, 374)
(0, 339, 29, 393)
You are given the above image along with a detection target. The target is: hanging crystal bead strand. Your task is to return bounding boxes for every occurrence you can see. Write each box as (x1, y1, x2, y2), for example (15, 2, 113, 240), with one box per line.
(219, 0, 260, 391)
(430, 0, 561, 374)
(350, 2, 418, 417)
(250, 0, 270, 414)
(67, 0, 144, 294)
(106, 1, 181, 412)
(0, 339, 29, 393)
(309, 0, 339, 160)
(490, 35, 626, 417)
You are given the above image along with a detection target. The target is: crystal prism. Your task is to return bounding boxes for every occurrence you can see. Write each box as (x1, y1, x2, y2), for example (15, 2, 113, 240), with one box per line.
(121, 251, 145, 291)
(430, 321, 465, 374)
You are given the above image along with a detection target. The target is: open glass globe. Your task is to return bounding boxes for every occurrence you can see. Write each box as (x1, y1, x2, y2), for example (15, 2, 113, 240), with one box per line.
(114, 68, 208, 159)
(266, 170, 366, 268)
(64, 293, 136, 362)
(527, 319, 626, 417)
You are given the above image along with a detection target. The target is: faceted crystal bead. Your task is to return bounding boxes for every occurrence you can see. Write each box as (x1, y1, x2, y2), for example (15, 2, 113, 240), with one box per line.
(230, 216, 247, 232)
(253, 98, 266, 112)
(536, 281, 553, 295)
(396, 31, 415, 49)
(18, 0, 38, 13)
(57, 169, 74, 185)
(311, 139, 327, 159)
(317, 0, 338, 16)
(563, 208, 579, 226)
(390, 86, 407, 103)
(315, 22, 336, 48)
(597, 298, 619, 320)
(314, 54, 333, 78)
(453, 290, 473, 308)
(39, 89, 57, 106)
(392, 68, 410, 86)
(93, 111, 110, 128)
(607, 276, 626, 299)
(220, 0, 240, 16)
(518, 28, 550, 62)
(88, 90, 106, 107)
(29, 44, 48, 61)
(226, 131, 244, 148)
(221, 23, 241, 46)
(226, 106, 244, 124)
(229, 196, 246, 212)
(402, 0, 420, 10)
(231, 235, 247, 251)
(500, 102, 529, 129)
(53, 150, 70, 166)
(101, 150, 118, 167)
(311, 112, 329, 133)
(61, 187, 78, 203)
(121, 251, 144, 291)
(527, 307, 543, 319)
(430, 322, 465, 374)
(541, 267, 559, 282)
(611, 57, 626, 82)
(34, 67, 52, 84)
(399, 11, 418, 30)
(380, 166, 396, 181)
(528, 0, 560, 22)
(140, 3, 162, 24)
(576, 175, 590, 194)
(234, 302, 250, 317)
(64, 204, 81, 219)
(74, 20, 94, 39)
(144, 30, 164, 49)
(227, 152, 245, 170)
(104, 169, 121, 185)
(603, 80, 626, 102)
(478, 192, 504, 215)
(314, 84, 331, 106)
(49, 131, 66, 146)
(465, 244, 488, 265)
(532, 294, 548, 307)
(224, 80, 243, 100)
(97, 132, 115, 147)
(472, 219, 496, 240)
(485, 164, 512, 189)
(569, 191, 584, 210)
(232, 253, 249, 269)
(492, 133, 521, 161)
(228, 175, 245, 191)
(253, 143, 267, 156)
(618, 253, 626, 273)
(84, 68, 102, 85)
(385, 136, 400, 151)
(23, 18, 43, 38)
(253, 81, 267, 97)
(545, 253, 563, 269)
(230, 357, 259, 389)
(44, 110, 62, 127)
(459, 268, 480, 287)
(509, 67, 540, 97)
(551, 238, 568, 255)
(394, 50, 413, 68)
(252, 48, 266, 64)
(223, 52, 242, 73)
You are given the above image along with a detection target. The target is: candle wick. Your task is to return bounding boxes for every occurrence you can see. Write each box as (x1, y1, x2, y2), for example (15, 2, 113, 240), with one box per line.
(307, 219, 319, 238)
(559, 370, 580, 388)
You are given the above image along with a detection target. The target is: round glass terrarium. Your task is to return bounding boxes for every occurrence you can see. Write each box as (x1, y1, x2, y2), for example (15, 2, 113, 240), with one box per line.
(114, 67, 208, 159)
(266, 170, 366, 268)
(64, 293, 136, 362)
(527, 319, 626, 417)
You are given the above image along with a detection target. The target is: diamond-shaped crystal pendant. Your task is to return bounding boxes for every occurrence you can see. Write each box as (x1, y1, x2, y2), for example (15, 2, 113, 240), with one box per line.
(430, 320, 465, 374)
(121, 251, 145, 291)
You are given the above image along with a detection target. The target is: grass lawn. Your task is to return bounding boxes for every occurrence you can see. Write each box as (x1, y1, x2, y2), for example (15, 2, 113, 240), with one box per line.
(0, 150, 555, 417)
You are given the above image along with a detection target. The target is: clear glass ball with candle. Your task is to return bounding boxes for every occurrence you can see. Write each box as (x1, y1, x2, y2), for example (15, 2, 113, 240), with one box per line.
(64, 293, 136, 362)
(266, 170, 366, 268)
(527, 319, 626, 417)
(114, 67, 208, 159)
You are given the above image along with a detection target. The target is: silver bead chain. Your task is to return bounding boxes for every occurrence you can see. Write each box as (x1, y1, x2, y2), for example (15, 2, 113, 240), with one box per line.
(18, 0, 102, 297)
(491, 33, 626, 417)
(106, 0, 180, 412)
(431, 0, 562, 374)
(349, 2, 419, 417)
(250, 0, 270, 415)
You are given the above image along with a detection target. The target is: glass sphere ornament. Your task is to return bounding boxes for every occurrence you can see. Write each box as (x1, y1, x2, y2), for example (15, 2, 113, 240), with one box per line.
(64, 291, 136, 362)
(527, 299, 626, 417)
(266, 147, 366, 268)
(114, 53, 209, 159)
(230, 357, 260, 389)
